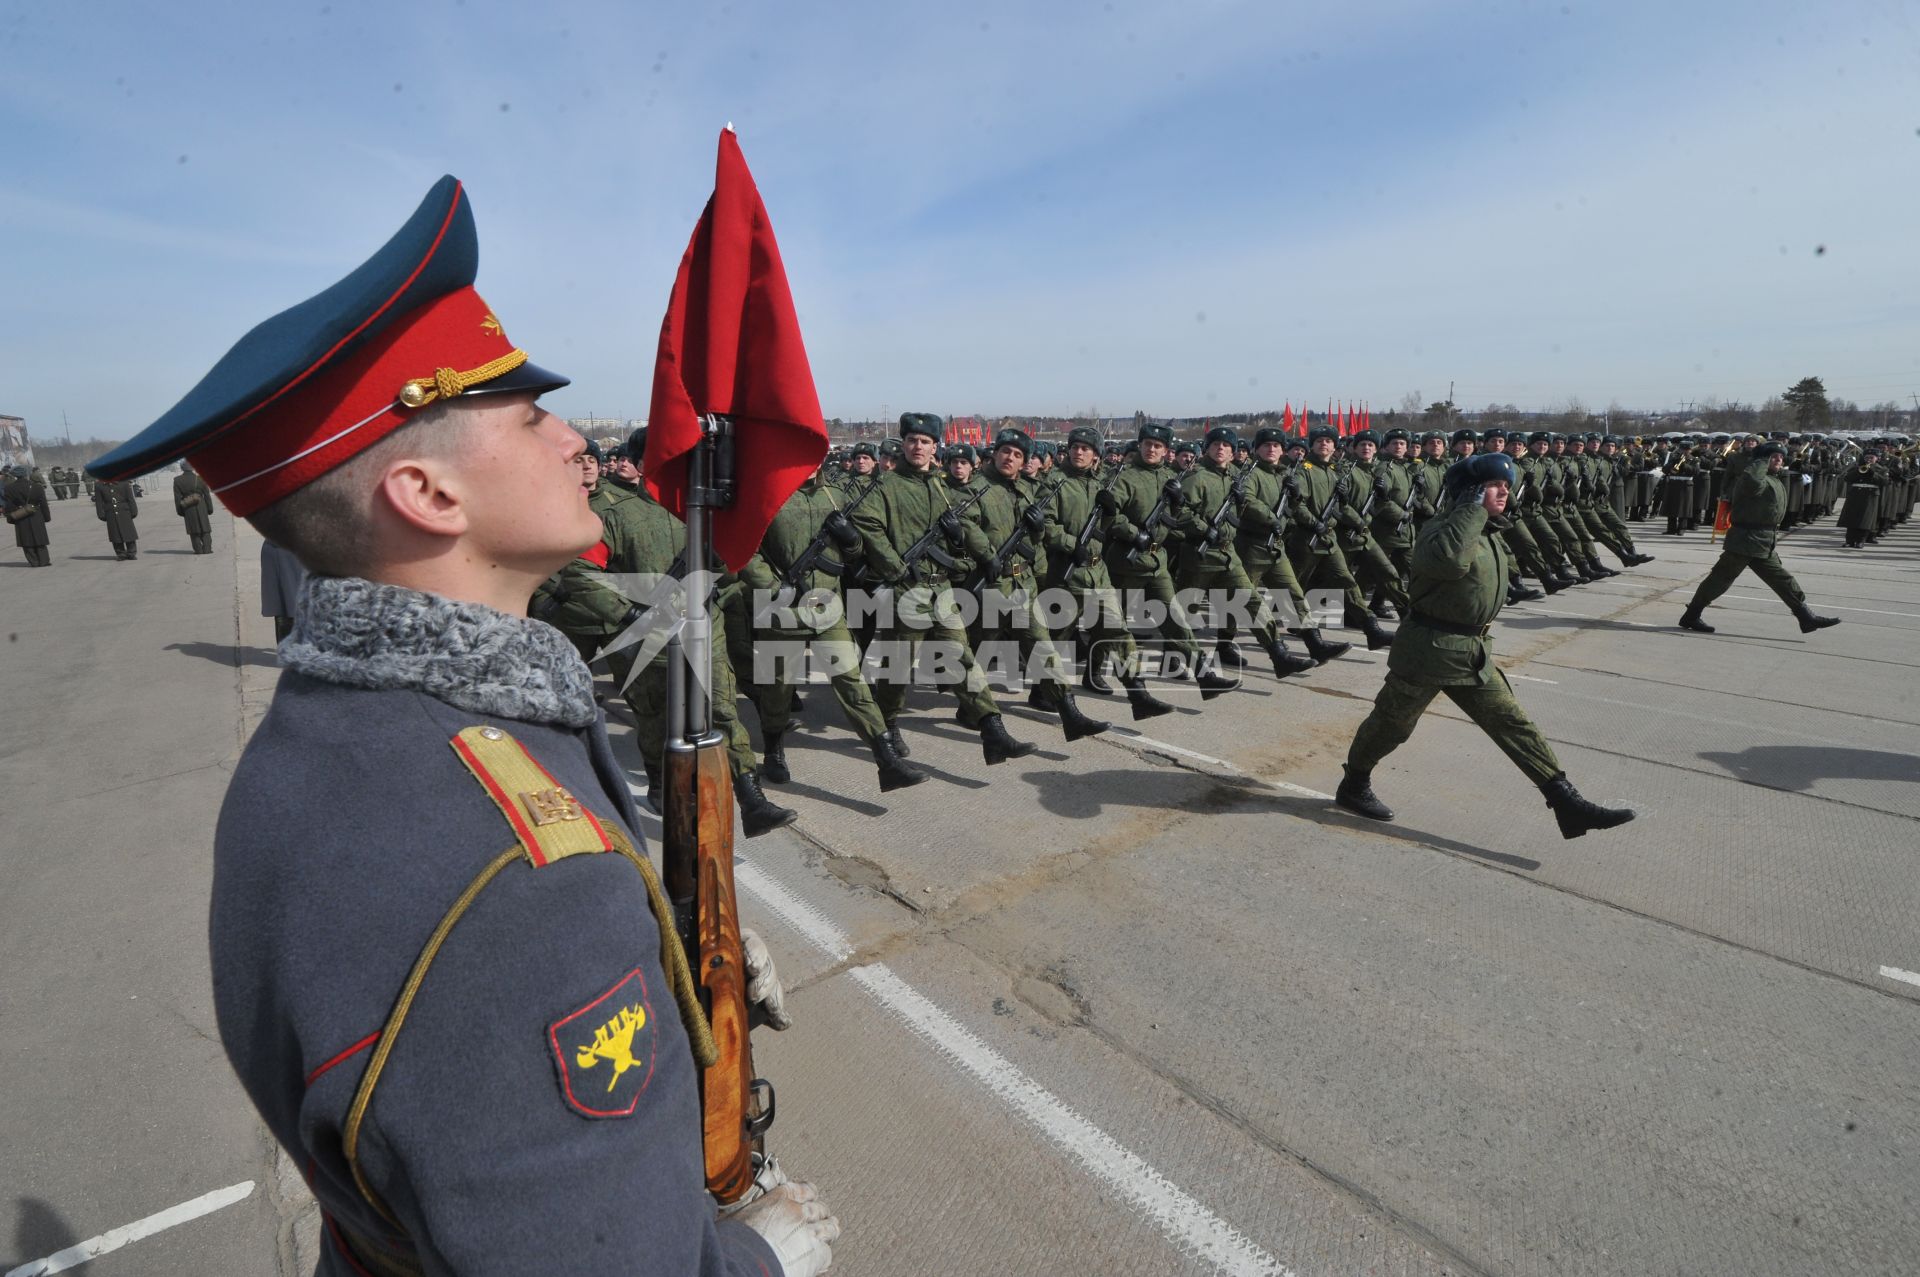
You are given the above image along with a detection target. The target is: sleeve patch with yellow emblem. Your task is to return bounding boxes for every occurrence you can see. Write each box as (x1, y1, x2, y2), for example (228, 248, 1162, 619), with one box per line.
(548, 969, 659, 1119)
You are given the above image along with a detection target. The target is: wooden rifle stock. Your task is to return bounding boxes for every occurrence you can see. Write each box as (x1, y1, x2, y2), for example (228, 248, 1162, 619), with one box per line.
(661, 738, 762, 1203)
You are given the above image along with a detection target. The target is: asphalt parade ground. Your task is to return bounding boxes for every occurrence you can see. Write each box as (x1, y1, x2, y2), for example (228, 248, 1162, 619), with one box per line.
(3, 507, 1917, 1277)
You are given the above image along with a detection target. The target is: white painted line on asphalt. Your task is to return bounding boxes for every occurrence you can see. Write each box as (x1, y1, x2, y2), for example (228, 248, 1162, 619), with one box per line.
(1108, 727, 1334, 801)
(849, 965, 1292, 1277)
(1508, 673, 1559, 684)
(730, 859, 1290, 1277)
(1879, 965, 1920, 989)
(5, 1181, 255, 1277)
(1725, 594, 1920, 619)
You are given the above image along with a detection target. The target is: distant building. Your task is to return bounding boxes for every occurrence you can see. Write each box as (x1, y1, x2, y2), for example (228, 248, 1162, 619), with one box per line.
(567, 416, 643, 436)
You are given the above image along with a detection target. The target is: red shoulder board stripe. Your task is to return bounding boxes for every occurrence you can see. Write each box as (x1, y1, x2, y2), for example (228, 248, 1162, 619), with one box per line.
(579, 541, 611, 568)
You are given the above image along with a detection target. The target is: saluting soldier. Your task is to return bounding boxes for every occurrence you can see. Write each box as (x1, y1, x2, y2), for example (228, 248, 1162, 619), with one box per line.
(1335, 452, 1636, 841)
(173, 462, 216, 553)
(82, 176, 835, 1277)
(93, 473, 139, 559)
(1679, 443, 1841, 635)
(4, 464, 53, 566)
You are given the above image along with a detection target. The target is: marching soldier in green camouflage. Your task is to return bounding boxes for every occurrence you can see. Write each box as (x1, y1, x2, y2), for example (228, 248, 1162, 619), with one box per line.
(851, 413, 1037, 764)
(1679, 443, 1840, 635)
(1336, 452, 1636, 840)
(532, 433, 797, 838)
(1565, 434, 1645, 567)
(1042, 425, 1175, 719)
(738, 463, 926, 792)
(1346, 429, 1413, 619)
(1286, 426, 1394, 650)
(1590, 436, 1652, 564)
(1105, 421, 1234, 695)
(971, 427, 1108, 740)
(1519, 432, 1589, 584)
(1480, 431, 1554, 602)
(1233, 425, 1350, 665)
(1176, 425, 1317, 679)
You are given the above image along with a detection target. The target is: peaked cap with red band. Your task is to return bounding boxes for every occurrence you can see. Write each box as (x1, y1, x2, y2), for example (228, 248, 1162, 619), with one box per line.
(86, 176, 568, 516)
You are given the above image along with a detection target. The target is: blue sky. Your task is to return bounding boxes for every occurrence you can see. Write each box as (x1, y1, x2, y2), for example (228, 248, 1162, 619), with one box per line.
(4, 0, 1918, 441)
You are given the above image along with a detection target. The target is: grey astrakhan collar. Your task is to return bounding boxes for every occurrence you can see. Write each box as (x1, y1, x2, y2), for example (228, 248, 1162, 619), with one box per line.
(280, 575, 598, 729)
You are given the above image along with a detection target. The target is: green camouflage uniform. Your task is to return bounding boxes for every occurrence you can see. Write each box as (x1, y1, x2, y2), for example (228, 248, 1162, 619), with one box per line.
(1346, 497, 1562, 785)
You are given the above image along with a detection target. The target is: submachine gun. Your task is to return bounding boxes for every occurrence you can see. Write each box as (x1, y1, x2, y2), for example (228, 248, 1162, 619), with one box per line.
(780, 475, 881, 593)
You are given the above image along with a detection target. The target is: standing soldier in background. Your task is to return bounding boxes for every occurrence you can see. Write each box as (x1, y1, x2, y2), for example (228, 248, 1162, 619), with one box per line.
(94, 474, 139, 559)
(5, 464, 53, 567)
(1678, 443, 1841, 635)
(174, 463, 216, 554)
(1335, 452, 1636, 841)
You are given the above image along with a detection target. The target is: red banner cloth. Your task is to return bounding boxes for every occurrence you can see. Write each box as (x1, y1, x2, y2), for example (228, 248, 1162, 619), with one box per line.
(646, 129, 827, 570)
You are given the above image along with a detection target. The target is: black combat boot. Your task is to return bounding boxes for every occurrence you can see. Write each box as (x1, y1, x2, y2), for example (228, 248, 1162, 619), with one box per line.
(1551, 563, 1583, 586)
(1677, 607, 1714, 632)
(1213, 637, 1246, 669)
(1121, 676, 1174, 720)
(1507, 580, 1543, 604)
(1540, 574, 1568, 595)
(733, 771, 798, 838)
(1623, 551, 1655, 565)
(1194, 657, 1238, 699)
(639, 762, 663, 814)
(1585, 555, 1619, 579)
(1053, 689, 1110, 741)
(1368, 589, 1398, 620)
(1081, 650, 1116, 695)
(1263, 635, 1316, 677)
(979, 713, 1037, 765)
(1290, 627, 1351, 664)
(1567, 560, 1597, 584)
(1346, 604, 1396, 651)
(760, 732, 791, 785)
(1335, 766, 1393, 821)
(1794, 605, 1841, 633)
(1539, 773, 1635, 840)
(871, 734, 928, 792)
(885, 722, 911, 759)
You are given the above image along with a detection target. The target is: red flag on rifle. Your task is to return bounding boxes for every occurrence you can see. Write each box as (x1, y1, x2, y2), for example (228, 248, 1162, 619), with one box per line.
(646, 128, 828, 571)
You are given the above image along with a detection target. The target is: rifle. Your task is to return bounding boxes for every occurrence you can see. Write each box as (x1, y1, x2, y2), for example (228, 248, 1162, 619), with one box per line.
(659, 415, 771, 1205)
(1070, 465, 1125, 566)
(1261, 471, 1297, 553)
(979, 483, 1053, 584)
(781, 475, 881, 591)
(1123, 474, 1185, 564)
(888, 481, 990, 585)
(1199, 464, 1253, 550)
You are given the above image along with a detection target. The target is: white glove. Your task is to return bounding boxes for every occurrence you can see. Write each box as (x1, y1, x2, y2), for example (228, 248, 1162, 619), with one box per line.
(731, 1171, 839, 1277)
(1800, 473, 1813, 487)
(741, 928, 793, 1030)
(1648, 466, 1664, 479)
